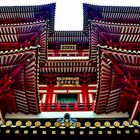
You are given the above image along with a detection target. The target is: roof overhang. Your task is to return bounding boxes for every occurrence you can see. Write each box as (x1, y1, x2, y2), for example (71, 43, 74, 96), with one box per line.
(83, 3, 140, 32)
(96, 45, 140, 114)
(0, 3, 56, 32)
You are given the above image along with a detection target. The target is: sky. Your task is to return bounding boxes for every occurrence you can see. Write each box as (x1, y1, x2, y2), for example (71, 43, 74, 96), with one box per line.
(0, 0, 140, 30)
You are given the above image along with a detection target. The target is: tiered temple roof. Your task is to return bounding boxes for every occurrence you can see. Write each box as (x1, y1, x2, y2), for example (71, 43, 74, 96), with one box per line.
(90, 20, 140, 63)
(0, 3, 56, 32)
(0, 3, 140, 129)
(0, 21, 47, 61)
(96, 45, 140, 115)
(91, 20, 140, 48)
(49, 31, 89, 43)
(0, 46, 40, 115)
(83, 4, 140, 32)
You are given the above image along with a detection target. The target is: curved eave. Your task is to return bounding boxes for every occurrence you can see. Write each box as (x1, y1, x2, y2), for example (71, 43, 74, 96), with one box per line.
(96, 45, 140, 114)
(0, 45, 39, 55)
(83, 3, 140, 32)
(0, 45, 40, 114)
(49, 31, 89, 43)
(100, 45, 140, 54)
(0, 3, 56, 32)
(91, 20, 140, 43)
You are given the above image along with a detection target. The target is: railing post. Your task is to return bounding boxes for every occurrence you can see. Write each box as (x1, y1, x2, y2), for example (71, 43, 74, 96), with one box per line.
(92, 102, 94, 110)
(47, 104, 51, 111)
(84, 103, 87, 111)
(66, 103, 69, 111)
(74, 102, 78, 111)
(57, 102, 60, 111)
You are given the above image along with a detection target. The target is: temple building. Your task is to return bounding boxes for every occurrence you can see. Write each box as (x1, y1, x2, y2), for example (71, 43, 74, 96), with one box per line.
(0, 3, 140, 139)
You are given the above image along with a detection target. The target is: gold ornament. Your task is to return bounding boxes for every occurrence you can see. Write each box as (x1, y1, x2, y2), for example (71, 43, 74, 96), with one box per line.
(65, 122, 71, 127)
(65, 119, 69, 122)
(54, 122, 60, 127)
(95, 122, 101, 128)
(84, 122, 91, 127)
(132, 120, 139, 126)
(75, 122, 81, 128)
(45, 121, 51, 127)
(26, 121, 32, 127)
(114, 121, 120, 127)
(16, 121, 22, 126)
(35, 121, 41, 127)
(123, 121, 129, 127)
(6, 120, 12, 126)
(104, 121, 111, 127)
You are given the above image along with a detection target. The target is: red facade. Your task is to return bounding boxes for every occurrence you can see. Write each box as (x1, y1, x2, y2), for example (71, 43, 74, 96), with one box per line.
(0, 3, 140, 122)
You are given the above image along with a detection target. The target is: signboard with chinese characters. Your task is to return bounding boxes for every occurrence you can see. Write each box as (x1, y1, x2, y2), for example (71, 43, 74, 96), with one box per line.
(60, 44, 77, 51)
(57, 77, 79, 87)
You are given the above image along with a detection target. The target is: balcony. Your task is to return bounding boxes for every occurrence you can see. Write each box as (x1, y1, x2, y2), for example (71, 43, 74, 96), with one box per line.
(39, 84, 97, 112)
(41, 102, 94, 111)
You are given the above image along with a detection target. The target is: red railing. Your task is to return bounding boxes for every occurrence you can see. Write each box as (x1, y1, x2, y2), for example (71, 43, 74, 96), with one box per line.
(41, 102, 94, 112)
(47, 50, 89, 57)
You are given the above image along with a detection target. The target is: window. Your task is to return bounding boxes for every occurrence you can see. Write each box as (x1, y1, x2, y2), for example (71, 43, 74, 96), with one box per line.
(57, 94, 77, 103)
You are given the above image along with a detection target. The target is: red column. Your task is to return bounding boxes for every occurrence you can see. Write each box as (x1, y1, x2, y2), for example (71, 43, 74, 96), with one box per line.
(74, 102, 78, 111)
(82, 85, 88, 110)
(48, 85, 54, 104)
(57, 101, 60, 111)
(45, 84, 54, 111)
(45, 85, 53, 104)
